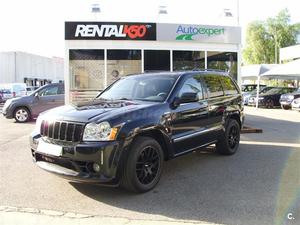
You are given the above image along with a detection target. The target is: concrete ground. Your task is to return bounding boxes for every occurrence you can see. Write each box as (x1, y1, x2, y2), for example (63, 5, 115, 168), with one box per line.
(0, 106, 299, 225)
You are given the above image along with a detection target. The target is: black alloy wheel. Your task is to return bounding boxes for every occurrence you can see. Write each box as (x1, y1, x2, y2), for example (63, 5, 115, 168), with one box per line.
(216, 119, 240, 155)
(228, 125, 239, 149)
(136, 146, 160, 185)
(121, 136, 164, 193)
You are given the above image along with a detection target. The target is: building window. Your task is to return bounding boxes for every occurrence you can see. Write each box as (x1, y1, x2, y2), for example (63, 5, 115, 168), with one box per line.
(144, 50, 170, 72)
(173, 51, 205, 71)
(107, 50, 141, 86)
(69, 49, 105, 103)
(207, 52, 237, 80)
(69, 49, 105, 90)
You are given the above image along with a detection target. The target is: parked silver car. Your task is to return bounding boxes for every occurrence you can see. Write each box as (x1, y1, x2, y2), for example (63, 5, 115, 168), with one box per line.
(291, 97, 300, 111)
(2, 83, 65, 122)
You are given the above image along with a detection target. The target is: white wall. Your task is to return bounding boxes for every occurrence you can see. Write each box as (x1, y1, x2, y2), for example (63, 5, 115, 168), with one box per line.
(0, 51, 64, 84)
(0, 52, 15, 83)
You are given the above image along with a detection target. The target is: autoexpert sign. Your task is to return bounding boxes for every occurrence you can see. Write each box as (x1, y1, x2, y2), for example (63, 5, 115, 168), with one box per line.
(157, 23, 241, 44)
(65, 22, 156, 40)
(175, 25, 225, 40)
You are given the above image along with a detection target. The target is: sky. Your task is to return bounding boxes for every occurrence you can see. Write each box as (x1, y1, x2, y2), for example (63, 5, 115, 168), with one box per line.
(0, 0, 299, 58)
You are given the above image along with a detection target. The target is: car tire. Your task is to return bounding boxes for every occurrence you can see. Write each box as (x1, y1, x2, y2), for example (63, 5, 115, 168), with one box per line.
(266, 99, 274, 108)
(14, 107, 31, 123)
(121, 136, 164, 193)
(216, 119, 240, 155)
(281, 105, 291, 110)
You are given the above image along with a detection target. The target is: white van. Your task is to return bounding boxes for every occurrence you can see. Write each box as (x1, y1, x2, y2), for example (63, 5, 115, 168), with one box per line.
(0, 83, 27, 99)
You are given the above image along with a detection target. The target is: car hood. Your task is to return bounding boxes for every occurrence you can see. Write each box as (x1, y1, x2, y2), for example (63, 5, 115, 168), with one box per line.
(40, 99, 157, 123)
(8, 95, 32, 103)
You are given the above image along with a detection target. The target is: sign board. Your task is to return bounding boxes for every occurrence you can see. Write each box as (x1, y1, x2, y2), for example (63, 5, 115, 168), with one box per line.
(65, 22, 241, 44)
(65, 22, 157, 40)
(157, 23, 241, 44)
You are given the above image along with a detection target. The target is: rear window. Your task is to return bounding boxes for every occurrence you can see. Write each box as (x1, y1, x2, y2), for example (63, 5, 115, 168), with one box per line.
(203, 74, 224, 98)
(220, 76, 239, 95)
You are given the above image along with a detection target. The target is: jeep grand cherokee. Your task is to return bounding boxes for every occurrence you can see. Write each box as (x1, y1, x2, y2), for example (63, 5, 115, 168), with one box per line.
(30, 71, 244, 193)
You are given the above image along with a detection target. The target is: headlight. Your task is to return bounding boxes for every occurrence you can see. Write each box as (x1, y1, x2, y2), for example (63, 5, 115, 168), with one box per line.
(3, 99, 12, 109)
(287, 95, 294, 100)
(83, 121, 118, 141)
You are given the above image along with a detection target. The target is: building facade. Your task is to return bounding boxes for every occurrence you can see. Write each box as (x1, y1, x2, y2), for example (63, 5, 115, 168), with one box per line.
(65, 22, 241, 103)
(0, 51, 64, 86)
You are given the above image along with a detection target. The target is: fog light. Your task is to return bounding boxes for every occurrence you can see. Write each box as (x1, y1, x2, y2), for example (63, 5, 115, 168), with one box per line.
(93, 163, 101, 172)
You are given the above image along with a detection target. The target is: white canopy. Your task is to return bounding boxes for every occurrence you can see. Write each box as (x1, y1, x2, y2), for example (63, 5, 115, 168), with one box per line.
(261, 59, 300, 79)
(241, 64, 277, 80)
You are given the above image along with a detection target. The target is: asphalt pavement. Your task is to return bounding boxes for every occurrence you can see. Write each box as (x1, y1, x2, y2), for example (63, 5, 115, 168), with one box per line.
(0, 106, 299, 225)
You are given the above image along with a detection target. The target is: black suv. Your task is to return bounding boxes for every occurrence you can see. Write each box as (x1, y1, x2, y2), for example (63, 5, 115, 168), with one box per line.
(30, 71, 244, 193)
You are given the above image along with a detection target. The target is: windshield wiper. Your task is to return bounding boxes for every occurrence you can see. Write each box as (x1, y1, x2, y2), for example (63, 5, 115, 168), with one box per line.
(116, 97, 132, 100)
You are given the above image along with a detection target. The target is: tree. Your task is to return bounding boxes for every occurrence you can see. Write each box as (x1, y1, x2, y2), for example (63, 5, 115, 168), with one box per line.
(243, 9, 299, 65)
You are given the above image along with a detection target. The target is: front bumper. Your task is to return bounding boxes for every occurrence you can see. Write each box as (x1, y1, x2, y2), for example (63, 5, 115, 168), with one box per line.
(1, 104, 13, 118)
(248, 98, 265, 106)
(292, 102, 300, 111)
(279, 99, 293, 106)
(30, 133, 123, 186)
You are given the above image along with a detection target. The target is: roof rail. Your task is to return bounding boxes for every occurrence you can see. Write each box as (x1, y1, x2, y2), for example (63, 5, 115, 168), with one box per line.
(192, 68, 228, 73)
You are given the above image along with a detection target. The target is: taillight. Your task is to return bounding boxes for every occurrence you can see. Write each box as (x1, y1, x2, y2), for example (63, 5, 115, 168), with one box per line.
(13, 92, 16, 97)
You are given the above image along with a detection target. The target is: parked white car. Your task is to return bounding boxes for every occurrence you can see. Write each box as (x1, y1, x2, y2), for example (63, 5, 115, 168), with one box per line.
(291, 97, 300, 111)
(0, 83, 27, 99)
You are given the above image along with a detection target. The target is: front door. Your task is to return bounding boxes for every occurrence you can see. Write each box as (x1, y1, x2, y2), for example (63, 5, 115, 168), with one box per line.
(31, 85, 61, 116)
(170, 75, 209, 155)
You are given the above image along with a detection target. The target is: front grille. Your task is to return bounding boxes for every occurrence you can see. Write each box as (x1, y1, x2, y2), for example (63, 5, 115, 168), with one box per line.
(40, 120, 84, 142)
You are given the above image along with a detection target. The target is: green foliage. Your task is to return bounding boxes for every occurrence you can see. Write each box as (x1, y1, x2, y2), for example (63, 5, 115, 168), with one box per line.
(243, 9, 299, 65)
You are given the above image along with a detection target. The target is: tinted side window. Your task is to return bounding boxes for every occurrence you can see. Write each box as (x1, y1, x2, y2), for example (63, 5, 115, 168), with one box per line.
(58, 85, 65, 95)
(220, 76, 239, 95)
(178, 76, 203, 100)
(203, 74, 224, 98)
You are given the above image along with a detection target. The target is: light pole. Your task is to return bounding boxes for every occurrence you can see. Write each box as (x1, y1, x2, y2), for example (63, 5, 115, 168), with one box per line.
(158, 5, 168, 15)
(236, 0, 240, 26)
(91, 3, 101, 20)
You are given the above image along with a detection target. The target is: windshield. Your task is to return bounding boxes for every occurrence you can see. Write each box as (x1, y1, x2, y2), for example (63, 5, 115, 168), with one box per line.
(29, 86, 45, 96)
(98, 74, 177, 102)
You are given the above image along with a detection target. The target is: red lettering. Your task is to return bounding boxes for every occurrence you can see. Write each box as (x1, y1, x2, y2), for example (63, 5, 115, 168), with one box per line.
(123, 25, 147, 39)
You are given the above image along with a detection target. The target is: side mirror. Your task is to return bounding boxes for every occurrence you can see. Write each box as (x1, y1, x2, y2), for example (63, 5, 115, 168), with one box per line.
(34, 92, 39, 98)
(170, 96, 181, 109)
(180, 92, 198, 103)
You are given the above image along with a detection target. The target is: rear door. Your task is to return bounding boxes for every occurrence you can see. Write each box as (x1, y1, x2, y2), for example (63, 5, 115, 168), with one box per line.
(202, 74, 226, 131)
(170, 74, 210, 154)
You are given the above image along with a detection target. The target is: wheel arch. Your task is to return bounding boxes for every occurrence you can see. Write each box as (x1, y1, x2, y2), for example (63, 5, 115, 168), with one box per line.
(227, 112, 242, 128)
(13, 105, 32, 117)
(134, 129, 172, 161)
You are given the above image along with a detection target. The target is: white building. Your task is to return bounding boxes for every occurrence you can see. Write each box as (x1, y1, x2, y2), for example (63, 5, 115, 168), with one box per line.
(0, 51, 64, 86)
(65, 22, 241, 103)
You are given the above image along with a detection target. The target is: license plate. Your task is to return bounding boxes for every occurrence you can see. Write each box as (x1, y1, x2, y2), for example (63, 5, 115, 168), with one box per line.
(37, 140, 62, 157)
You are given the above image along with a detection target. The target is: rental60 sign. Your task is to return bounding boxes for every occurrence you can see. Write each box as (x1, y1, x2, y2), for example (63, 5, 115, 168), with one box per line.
(65, 22, 156, 40)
